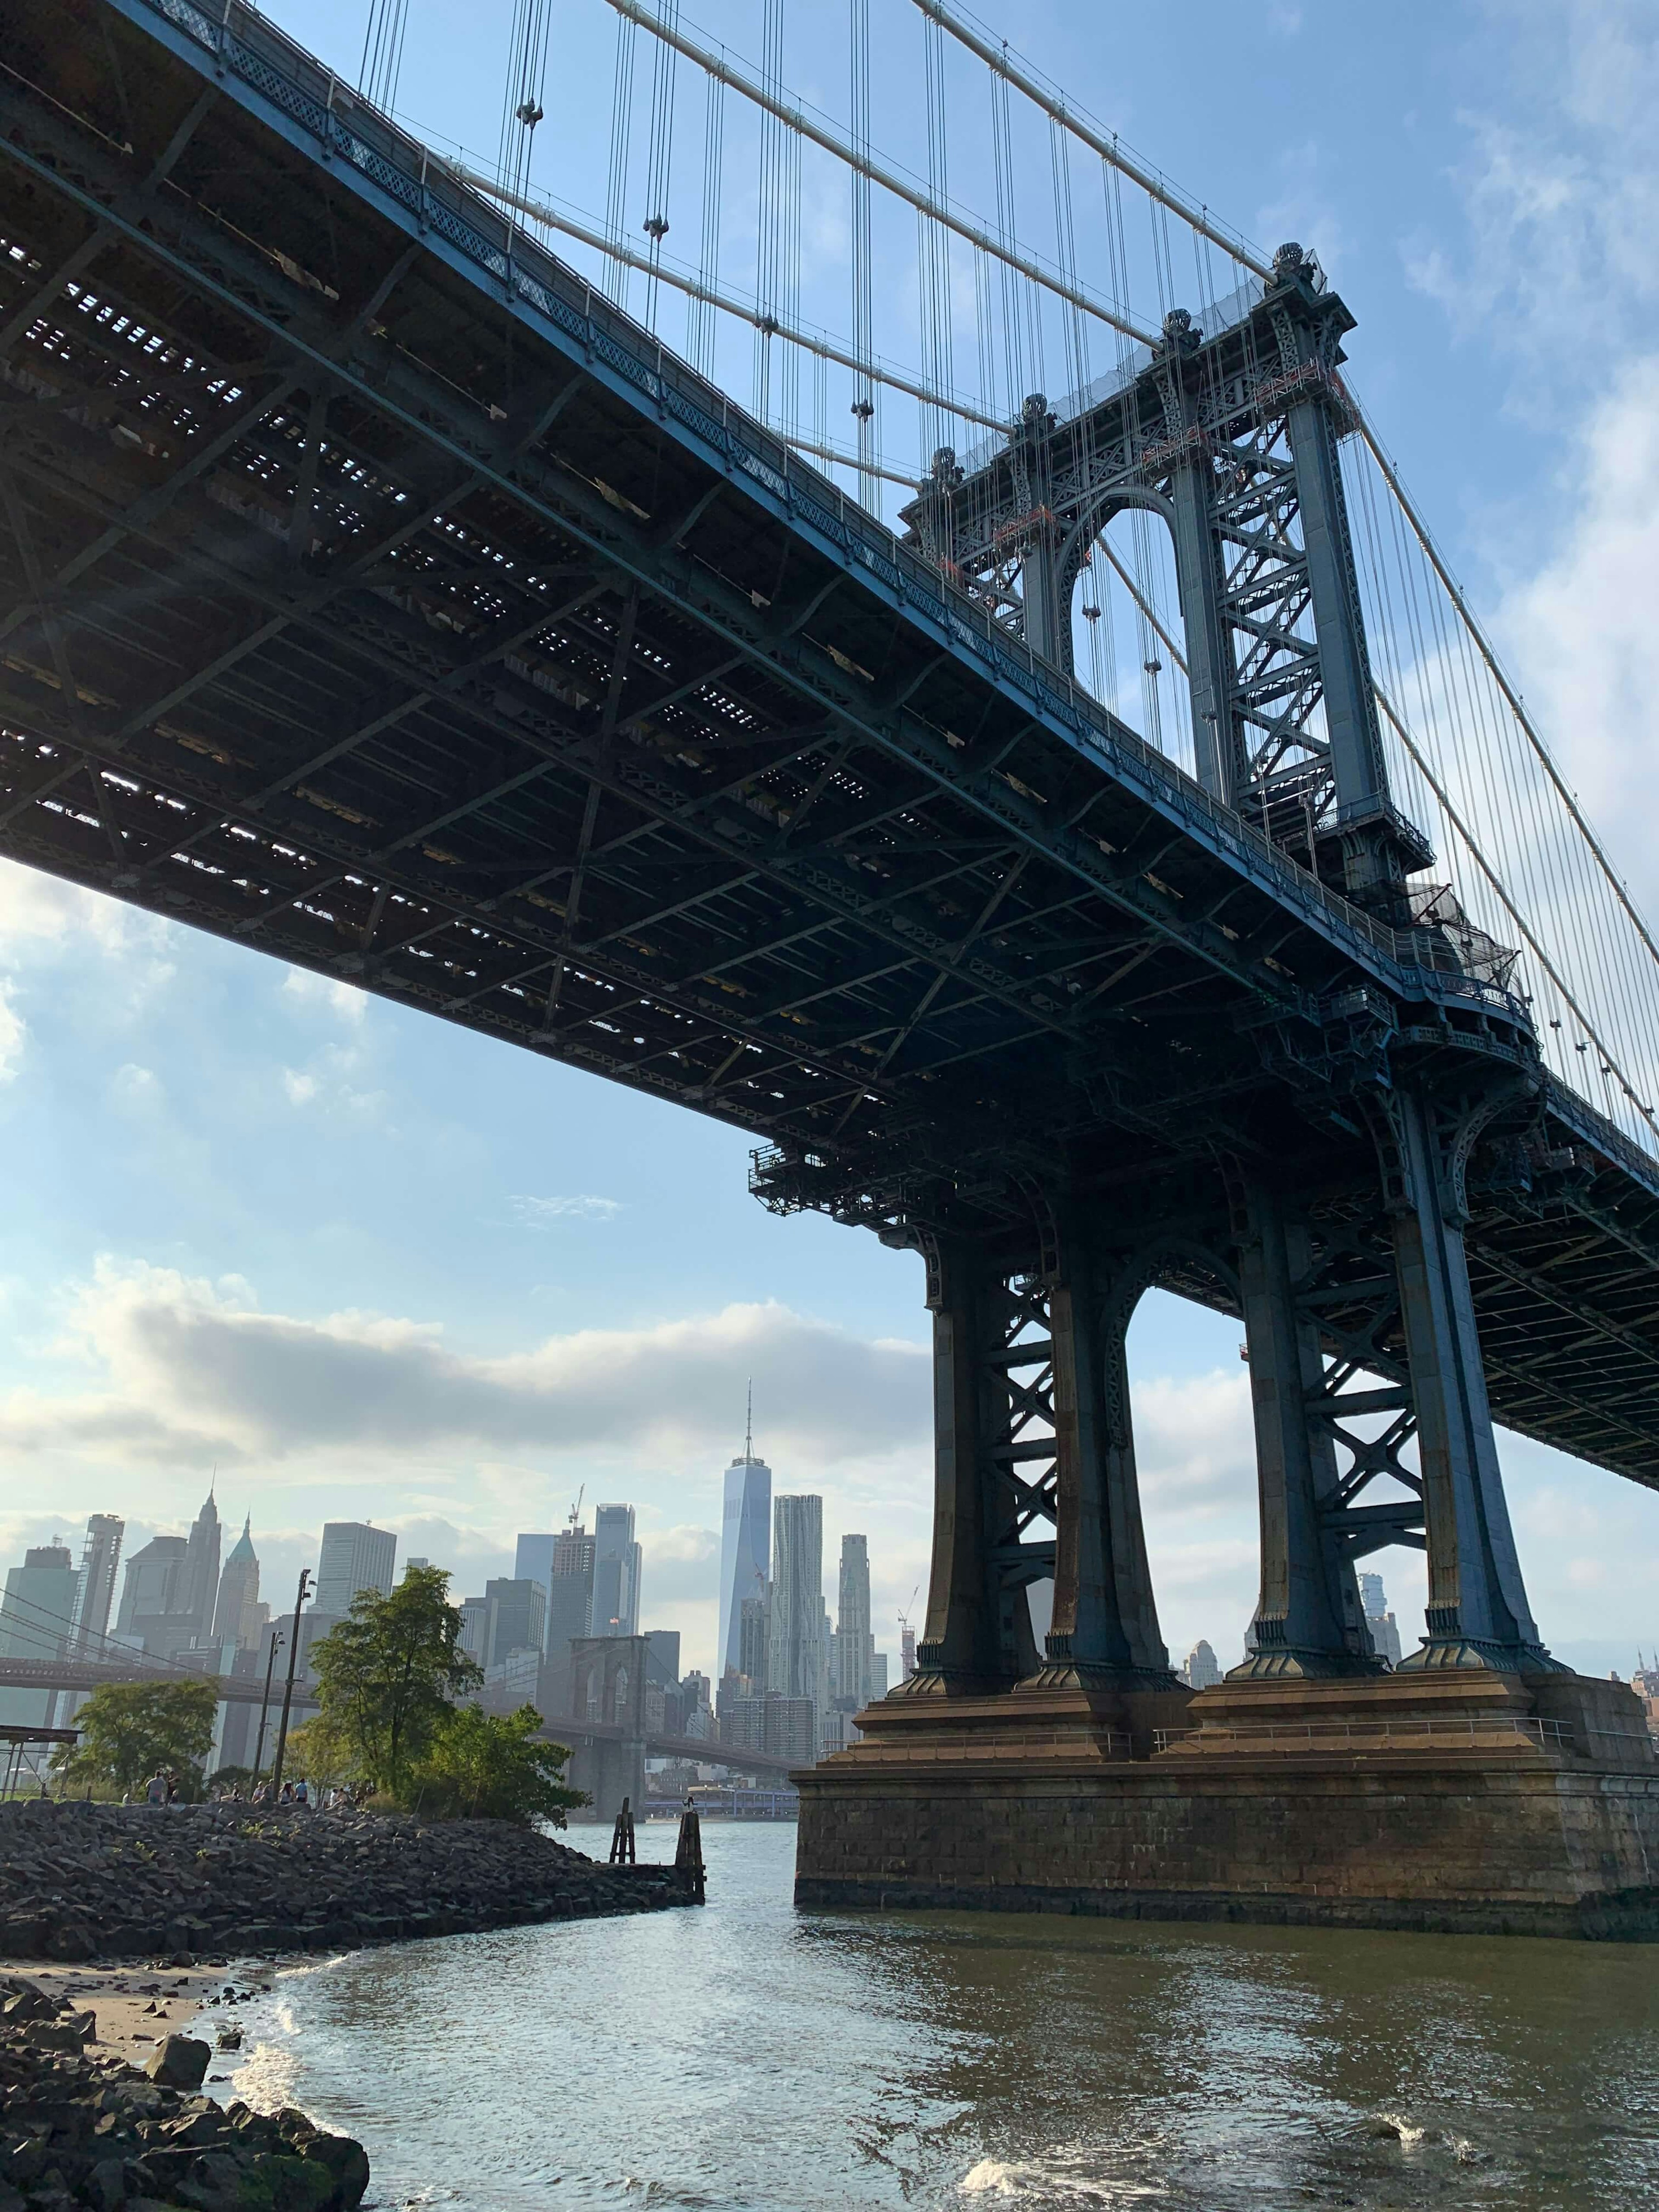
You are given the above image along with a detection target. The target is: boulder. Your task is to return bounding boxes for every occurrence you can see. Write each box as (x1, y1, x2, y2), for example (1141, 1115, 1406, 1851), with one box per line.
(146, 2034, 210, 2091)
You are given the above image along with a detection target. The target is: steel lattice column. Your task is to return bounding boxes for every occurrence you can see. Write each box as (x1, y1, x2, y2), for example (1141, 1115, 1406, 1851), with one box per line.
(1157, 315, 1246, 806)
(1040, 1223, 1176, 1685)
(1382, 1088, 1560, 1672)
(1233, 1181, 1381, 1677)
(909, 1219, 1175, 1697)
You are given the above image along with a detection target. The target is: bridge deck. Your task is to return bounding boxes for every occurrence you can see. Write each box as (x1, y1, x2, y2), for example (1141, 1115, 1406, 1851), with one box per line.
(2, 0, 1658, 1488)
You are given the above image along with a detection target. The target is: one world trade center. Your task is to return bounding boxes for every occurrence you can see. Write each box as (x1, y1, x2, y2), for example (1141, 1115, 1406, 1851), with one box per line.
(717, 1395, 772, 1681)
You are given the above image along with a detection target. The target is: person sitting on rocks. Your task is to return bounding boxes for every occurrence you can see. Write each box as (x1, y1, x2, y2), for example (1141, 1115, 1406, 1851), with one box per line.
(145, 1768, 168, 1807)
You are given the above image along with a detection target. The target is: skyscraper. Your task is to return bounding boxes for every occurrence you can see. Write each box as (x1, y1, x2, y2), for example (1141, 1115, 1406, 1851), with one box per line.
(313, 1522, 397, 1618)
(211, 1516, 262, 1648)
(1184, 1639, 1222, 1690)
(483, 1578, 547, 1669)
(836, 1534, 872, 1710)
(592, 1504, 641, 1636)
(514, 1532, 557, 1611)
(717, 1407, 772, 1680)
(1358, 1572, 1403, 1666)
(769, 1494, 824, 1708)
(0, 1542, 79, 1728)
(181, 1489, 220, 1646)
(546, 1517, 596, 1657)
(115, 1535, 194, 1658)
(71, 1515, 124, 1647)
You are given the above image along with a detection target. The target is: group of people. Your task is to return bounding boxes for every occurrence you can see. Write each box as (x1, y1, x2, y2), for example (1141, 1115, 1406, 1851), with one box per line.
(126, 1769, 362, 1808)
(210, 1775, 364, 1810)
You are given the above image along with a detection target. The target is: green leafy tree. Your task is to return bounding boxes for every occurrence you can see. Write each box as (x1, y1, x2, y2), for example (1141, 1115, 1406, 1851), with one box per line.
(51, 1681, 218, 1798)
(410, 1705, 587, 1824)
(309, 1566, 480, 1796)
(283, 1712, 359, 1795)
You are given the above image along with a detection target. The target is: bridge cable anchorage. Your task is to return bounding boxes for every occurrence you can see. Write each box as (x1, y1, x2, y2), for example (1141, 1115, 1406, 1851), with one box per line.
(604, 0, 1162, 350)
(451, 166, 1004, 437)
(907, 0, 1272, 286)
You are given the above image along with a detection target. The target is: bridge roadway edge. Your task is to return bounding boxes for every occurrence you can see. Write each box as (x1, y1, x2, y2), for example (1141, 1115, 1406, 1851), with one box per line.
(794, 1674, 1659, 1940)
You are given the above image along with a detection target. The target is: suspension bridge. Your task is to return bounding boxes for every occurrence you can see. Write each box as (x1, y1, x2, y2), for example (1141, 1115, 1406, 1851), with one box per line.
(2, 0, 1656, 1932)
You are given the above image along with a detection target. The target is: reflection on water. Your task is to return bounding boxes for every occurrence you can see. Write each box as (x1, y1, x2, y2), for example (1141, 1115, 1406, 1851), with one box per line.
(222, 1821, 1659, 2211)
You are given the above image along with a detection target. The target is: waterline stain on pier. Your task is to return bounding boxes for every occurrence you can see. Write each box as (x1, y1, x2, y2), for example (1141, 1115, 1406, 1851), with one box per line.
(222, 1824, 1659, 2210)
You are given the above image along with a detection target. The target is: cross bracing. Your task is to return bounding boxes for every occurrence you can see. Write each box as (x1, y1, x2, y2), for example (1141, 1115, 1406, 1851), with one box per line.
(3, 0, 1659, 1516)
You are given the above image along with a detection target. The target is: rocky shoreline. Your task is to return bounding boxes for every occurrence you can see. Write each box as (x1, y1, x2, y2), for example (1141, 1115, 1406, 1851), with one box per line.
(2, 1971, 369, 2212)
(1, 1801, 696, 1962)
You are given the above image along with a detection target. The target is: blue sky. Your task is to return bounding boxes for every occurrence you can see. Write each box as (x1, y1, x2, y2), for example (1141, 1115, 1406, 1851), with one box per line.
(3, 0, 1658, 1680)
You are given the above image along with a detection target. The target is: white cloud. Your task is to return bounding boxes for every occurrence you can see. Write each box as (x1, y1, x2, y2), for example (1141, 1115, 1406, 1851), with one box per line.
(282, 1068, 319, 1106)
(0, 1260, 931, 1469)
(0, 979, 22, 1084)
(1496, 358, 1659, 902)
(282, 968, 367, 1023)
(110, 1063, 161, 1110)
(509, 1194, 623, 1224)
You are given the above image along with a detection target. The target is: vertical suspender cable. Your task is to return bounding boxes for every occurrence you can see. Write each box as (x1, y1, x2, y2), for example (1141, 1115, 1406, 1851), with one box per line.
(849, 0, 878, 511)
(499, 0, 553, 207)
(688, 73, 724, 378)
(603, 10, 639, 308)
(640, 0, 680, 332)
(359, 0, 410, 112)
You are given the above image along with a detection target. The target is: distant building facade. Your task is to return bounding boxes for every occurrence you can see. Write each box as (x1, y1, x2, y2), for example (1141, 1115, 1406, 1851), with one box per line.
(313, 1522, 397, 1618)
(1184, 1639, 1222, 1691)
(546, 1519, 596, 1654)
(72, 1515, 124, 1648)
(211, 1516, 263, 1648)
(836, 1535, 873, 1711)
(717, 1443, 772, 1681)
(482, 1578, 547, 1671)
(1359, 1572, 1404, 1667)
(769, 1495, 826, 1711)
(592, 1504, 642, 1637)
(0, 1542, 79, 1728)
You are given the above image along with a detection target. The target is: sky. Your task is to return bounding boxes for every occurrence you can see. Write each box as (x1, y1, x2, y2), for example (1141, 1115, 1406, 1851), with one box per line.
(4, 0, 1659, 1682)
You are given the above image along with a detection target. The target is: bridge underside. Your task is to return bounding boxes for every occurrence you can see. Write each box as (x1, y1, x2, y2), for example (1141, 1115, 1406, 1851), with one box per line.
(4, 0, 1659, 1932)
(2, 0, 1657, 1492)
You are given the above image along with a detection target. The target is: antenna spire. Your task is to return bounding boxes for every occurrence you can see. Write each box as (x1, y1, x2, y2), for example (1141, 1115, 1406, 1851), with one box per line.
(745, 1380, 753, 1460)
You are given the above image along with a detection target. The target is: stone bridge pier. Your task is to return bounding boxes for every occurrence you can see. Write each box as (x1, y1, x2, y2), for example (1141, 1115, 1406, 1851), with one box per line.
(796, 1100, 1659, 1938)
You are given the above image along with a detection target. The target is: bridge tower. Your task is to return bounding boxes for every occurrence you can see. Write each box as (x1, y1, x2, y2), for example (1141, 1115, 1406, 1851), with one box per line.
(799, 258, 1658, 1934)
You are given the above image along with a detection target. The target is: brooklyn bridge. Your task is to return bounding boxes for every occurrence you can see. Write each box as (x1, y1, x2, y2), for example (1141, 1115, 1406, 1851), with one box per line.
(3, 0, 1656, 1934)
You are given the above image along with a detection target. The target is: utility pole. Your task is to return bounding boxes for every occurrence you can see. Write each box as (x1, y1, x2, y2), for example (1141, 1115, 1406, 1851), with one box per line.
(251, 1627, 285, 1784)
(269, 1568, 312, 1797)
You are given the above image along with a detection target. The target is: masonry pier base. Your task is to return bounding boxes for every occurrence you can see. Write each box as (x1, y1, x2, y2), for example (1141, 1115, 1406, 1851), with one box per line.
(795, 1673, 1659, 1939)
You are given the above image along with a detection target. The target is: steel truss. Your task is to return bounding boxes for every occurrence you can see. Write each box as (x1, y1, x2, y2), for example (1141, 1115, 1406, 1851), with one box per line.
(2, 0, 1659, 1686)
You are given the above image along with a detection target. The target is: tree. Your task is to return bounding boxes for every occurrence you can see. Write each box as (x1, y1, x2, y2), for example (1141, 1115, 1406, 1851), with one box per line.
(282, 1713, 358, 1796)
(410, 1705, 587, 1824)
(309, 1566, 480, 1797)
(52, 1681, 218, 1799)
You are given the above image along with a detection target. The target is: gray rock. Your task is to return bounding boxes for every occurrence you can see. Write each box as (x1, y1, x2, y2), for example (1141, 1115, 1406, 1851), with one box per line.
(146, 2033, 210, 2090)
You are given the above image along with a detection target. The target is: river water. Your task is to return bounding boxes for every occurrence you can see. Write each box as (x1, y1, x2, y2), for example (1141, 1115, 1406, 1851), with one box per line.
(223, 1821, 1659, 2212)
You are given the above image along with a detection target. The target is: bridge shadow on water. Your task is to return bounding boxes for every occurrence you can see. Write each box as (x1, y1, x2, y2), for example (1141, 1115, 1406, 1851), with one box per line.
(216, 1822, 1656, 2212)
